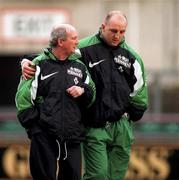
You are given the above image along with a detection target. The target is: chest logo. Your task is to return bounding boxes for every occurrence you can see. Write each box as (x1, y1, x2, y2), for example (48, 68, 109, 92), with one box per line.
(67, 67, 83, 78)
(41, 72, 58, 80)
(114, 55, 131, 68)
(89, 59, 106, 68)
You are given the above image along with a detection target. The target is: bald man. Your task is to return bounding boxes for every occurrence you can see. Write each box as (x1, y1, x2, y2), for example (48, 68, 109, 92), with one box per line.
(79, 11, 148, 180)
(15, 24, 96, 180)
(21, 11, 148, 180)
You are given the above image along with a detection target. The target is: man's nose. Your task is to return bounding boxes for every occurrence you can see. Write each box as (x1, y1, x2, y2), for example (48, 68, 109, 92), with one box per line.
(114, 33, 120, 39)
(76, 39, 79, 45)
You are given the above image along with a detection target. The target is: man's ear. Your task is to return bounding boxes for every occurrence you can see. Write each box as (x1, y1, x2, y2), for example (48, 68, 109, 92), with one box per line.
(101, 23, 105, 30)
(57, 38, 63, 47)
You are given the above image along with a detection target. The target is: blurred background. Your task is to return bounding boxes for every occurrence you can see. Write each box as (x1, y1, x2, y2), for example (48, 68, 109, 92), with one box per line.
(0, 0, 179, 179)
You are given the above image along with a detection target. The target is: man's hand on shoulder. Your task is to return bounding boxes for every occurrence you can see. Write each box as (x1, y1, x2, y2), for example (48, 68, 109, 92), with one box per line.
(21, 59, 36, 80)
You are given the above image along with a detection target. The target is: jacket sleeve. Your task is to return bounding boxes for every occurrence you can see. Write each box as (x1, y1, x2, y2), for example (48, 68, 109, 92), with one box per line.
(78, 64, 96, 108)
(127, 57, 148, 122)
(15, 65, 41, 128)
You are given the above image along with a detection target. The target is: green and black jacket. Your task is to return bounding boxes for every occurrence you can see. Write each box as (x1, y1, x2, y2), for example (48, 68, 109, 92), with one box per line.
(75, 32, 148, 127)
(15, 48, 96, 142)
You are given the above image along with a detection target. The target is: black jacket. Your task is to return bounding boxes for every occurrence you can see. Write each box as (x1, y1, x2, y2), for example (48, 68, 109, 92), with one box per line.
(16, 48, 96, 143)
(77, 32, 148, 127)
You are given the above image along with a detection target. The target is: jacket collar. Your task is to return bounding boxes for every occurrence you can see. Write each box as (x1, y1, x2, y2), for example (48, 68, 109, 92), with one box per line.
(43, 48, 69, 62)
(44, 48, 57, 61)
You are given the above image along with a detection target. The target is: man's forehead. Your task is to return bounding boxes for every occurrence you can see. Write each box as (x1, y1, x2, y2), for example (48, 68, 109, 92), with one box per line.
(107, 15, 127, 27)
(107, 23, 127, 30)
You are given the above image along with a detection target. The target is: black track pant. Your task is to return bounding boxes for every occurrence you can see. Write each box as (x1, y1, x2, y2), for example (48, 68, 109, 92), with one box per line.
(30, 132, 82, 180)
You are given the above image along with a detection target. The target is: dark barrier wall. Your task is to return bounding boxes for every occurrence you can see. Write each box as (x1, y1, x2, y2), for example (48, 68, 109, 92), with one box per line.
(0, 143, 179, 180)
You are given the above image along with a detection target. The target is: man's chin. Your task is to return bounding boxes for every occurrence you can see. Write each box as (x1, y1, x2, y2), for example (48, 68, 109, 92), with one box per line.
(112, 41, 120, 46)
(71, 49, 75, 54)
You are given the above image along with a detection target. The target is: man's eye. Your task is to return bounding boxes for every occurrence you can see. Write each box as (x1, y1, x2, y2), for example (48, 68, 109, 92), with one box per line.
(110, 29, 126, 34)
(120, 30, 125, 34)
(110, 29, 118, 33)
(72, 37, 77, 40)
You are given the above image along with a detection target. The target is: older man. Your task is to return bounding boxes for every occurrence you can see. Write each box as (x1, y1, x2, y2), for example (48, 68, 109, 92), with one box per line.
(15, 23, 96, 180)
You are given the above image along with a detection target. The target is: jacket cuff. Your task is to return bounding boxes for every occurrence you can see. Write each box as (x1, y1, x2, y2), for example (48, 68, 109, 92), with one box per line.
(17, 107, 39, 129)
(127, 104, 147, 122)
(78, 84, 94, 107)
